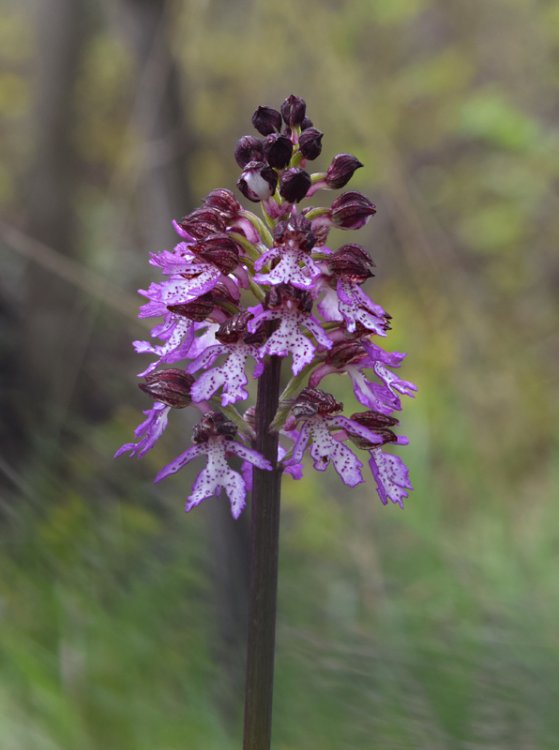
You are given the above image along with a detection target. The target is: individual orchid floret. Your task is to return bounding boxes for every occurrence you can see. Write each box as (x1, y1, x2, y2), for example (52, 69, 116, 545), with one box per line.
(139, 369, 195, 409)
(325, 153, 363, 189)
(279, 168, 312, 203)
(254, 214, 320, 289)
(282, 388, 382, 487)
(310, 337, 416, 414)
(368, 449, 413, 508)
(234, 136, 264, 168)
(248, 285, 332, 375)
(317, 244, 390, 335)
(155, 412, 272, 518)
(237, 160, 277, 202)
(280, 94, 307, 128)
(175, 207, 227, 240)
(251, 105, 282, 135)
(343, 411, 413, 508)
(187, 312, 266, 406)
(330, 191, 377, 230)
(298, 127, 323, 160)
(115, 401, 171, 459)
(133, 312, 196, 376)
(263, 133, 293, 169)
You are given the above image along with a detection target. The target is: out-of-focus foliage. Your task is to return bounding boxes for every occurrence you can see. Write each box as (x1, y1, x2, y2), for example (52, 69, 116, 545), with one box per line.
(1, 0, 558, 747)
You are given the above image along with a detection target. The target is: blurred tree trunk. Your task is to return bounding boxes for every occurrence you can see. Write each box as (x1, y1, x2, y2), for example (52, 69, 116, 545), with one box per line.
(14, 0, 90, 459)
(111, 0, 249, 723)
(110, 0, 195, 247)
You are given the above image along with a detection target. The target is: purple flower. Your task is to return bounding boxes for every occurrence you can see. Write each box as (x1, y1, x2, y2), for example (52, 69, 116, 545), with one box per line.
(118, 94, 415, 517)
(115, 401, 170, 458)
(310, 338, 417, 414)
(369, 449, 413, 508)
(248, 286, 332, 375)
(253, 214, 320, 289)
(283, 389, 382, 487)
(155, 412, 271, 518)
(187, 313, 265, 406)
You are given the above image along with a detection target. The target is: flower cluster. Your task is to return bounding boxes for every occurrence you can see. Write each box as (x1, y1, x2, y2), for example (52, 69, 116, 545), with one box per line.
(117, 95, 415, 516)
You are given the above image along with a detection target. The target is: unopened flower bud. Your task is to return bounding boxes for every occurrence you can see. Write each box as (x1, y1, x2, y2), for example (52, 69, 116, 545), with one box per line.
(298, 127, 323, 160)
(263, 133, 293, 169)
(251, 105, 282, 135)
(193, 233, 241, 274)
(292, 387, 342, 418)
(139, 369, 194, 408)
(329, 244, 374, 283)
(237, 161, 278, 202)
(279, 168, 311, 203)
(325, 153, 363, 189)
(167, 295, 215, 321)
(281, 95, 307, 127)
(177, 207, 226, 240)
(301, 116, 314, 130)
(349, 410, 400, 447)
(204, 188, 241, 220)
(193, 411, 237, 443)
(234, 136, 264, 168)
(215, 311, 252, 344)
(330, 191, 376, 230)
(325, 340, 365, 368)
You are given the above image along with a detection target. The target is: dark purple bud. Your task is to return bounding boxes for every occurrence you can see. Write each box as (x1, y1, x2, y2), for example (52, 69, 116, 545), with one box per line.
(281, 95, 307, 127)
(167, 295, 215, 321)
(234, 136, 264, 168)
(301, 116, 314, 130)
(263, 133, 293, 169)
(215, 311, 253, 344)
(330, 191, 376, 230)
(292, 387, 342, 418)
(237, 161, 278, 202)
(139, 369, 194, 409)
(279, 168, 311, 203)
(298, 127, 323, 160)
(329, 244, 374, 283)
(349, 410, 400, 448)
(252, 105, 282, 135)
(204, 188, 241, 220)
(193, 233, 241, 274)
(274, 214, 316, 253)
(325, 153, 363, 189)
(177, 207, 226, 240)
(325, 340, 366, 368)
(193, 411, 237, 443)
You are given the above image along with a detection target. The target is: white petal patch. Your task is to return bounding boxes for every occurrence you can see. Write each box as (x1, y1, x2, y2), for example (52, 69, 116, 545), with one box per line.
(307, 419, 363, 487)
(185, 439, 248, 518)
(254, 249, 318, 289)
(337, 280, 387, 335)
(261, 311, 315, 375)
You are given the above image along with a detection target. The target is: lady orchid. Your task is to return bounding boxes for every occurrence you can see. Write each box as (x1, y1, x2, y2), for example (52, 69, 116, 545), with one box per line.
(117, 96, 415, 516)
(116, 94, 416, 750)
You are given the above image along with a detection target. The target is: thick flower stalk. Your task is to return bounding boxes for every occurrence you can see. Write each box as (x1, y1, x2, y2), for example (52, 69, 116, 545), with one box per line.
(117, 94, 415, 750)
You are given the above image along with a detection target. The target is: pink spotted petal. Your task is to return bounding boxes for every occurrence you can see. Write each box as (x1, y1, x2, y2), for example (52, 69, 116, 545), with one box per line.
(115, 402, 171, 459)
(227, 441, 272, 470)
(369, 449, 412, 508)
(154, 442, 207, 482)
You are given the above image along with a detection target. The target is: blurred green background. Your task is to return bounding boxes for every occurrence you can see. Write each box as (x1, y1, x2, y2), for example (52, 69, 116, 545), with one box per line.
(1, 0, 559, 748)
